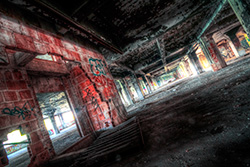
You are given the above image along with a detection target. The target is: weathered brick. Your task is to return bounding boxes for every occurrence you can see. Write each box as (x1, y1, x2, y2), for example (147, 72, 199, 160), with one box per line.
(0, 13, 21, 32)
(48, 44, 62, 56)
(79, 79, 92, 89)
(27, 100, 36, 108)
(10, 114, 24, 125)
(36, 150, 50, 163)
(3, 91, 18, 101)
(0, 29, 16, 47)
(80, 47, 87, 54)
(30, 121, 39, 131)
(0, 80, 7, 90)
(62, 40, 76, 51)
(12, 70, 23, 80)
(0, 116, 10, 128)
(98, 113, 105, 121)
(14, 101, 26, 108)
(14, 33, 36, 52)
(71, 67, 83, 77)
(60, 48, 74, 61)
(53, 37, 63, 47)
(0, 92, 3, 102)
(4, 71, 13, 80)
(29, 141, 44, 155)
(20, 24, 30, 36)
(30, 131, 40, 143)
(0, 103, 13, 111)
(37, 32, 54, 44)
(6, 80, 27, 90)
(76, 74, 88, 84)
(19, 90, 32, 99)
(27, 27, 40, 40)
(71, 51, 81, 61)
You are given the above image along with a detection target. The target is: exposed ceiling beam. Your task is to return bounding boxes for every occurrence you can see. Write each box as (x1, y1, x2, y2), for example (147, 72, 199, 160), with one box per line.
(197, 0, 227, 40)
(156, 39, 166, 65)
(134, 59, 162, 72)
(116, 63, 135, 74)
(149, 65, 165, 75)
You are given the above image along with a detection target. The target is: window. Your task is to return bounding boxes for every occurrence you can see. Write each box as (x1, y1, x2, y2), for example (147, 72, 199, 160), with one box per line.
(36, 53, 53, 61)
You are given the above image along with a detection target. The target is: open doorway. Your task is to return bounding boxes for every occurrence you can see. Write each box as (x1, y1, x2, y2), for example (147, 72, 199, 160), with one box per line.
(4, 130, 30, 167)
(36, 91, 81, 154)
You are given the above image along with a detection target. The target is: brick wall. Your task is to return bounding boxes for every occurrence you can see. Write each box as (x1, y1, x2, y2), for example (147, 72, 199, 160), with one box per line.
(0, 69, 55, 167)
(0, 6, 127, 167)
(30, 75, 65, 94)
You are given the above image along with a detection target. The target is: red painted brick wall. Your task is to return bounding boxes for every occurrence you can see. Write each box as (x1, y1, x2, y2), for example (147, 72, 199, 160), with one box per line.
(30, 75, 65, 94)
(0, 9, 127, 166)
(0, 69, 55, 167)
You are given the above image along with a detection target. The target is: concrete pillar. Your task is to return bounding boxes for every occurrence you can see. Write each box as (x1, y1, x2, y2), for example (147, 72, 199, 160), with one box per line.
(199, 38, 214, 64)
(155, 77, 161, 86)
(206, 36, 227, 70)
(228, 0, 250, 38)
(120, 79, 134, 105)
(58, 113, 67, 129)
(183, 59, 193, 76)
(188, 52, 203, 74)
(228, 38, 240, 58)
(48, 113, 60, 134)
(148, 77, 155, 90)
(144, 75, 153, 93)
(133, 75, 144, 100)
(123, 78, 135, 103)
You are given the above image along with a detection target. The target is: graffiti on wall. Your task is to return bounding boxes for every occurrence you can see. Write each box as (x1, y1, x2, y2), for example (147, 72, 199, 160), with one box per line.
(84, 87, 103, 115)
(89, 58, 107, 76)
(1, 101, 33, 120)
(5, 143, 28, 155)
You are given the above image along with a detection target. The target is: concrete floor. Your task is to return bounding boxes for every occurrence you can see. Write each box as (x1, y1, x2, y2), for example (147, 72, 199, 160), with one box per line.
(6, 125, 80, 167)
(110, 55, 250, 167)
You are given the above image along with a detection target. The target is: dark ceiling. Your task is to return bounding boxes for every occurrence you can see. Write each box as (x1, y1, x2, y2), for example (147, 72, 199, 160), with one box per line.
(5, 0, 238, 78)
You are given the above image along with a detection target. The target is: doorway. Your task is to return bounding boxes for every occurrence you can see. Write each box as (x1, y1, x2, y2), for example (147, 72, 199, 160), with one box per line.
(36, 91, 81, 154)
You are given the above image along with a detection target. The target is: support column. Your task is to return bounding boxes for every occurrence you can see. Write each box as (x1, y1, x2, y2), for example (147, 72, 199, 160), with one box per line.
(155, 77, 161, 86)
(228, 0, 250, 38)
(188, 52, 203, 74)
(183, 59, 193, 76)
(49, 113, 60, 134)
(148, 77, 155, 90)
(192, 51, 204, 73)
(44, 108, 60, 135)
(120, 79, 134, 105)
(132, 75, 144, 100)
(206, 36, 227, 70)
(144, 75, 153, 93)
(58, 113, 67, 129)
(199, 38, 214, 64)
(142, 75, 152, 94)
(135, 75, 145, 97)
(123, 78, 135, 103)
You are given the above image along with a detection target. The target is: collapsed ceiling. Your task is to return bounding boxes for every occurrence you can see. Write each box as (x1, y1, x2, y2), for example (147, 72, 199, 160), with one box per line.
(4, 0, 238, 78)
